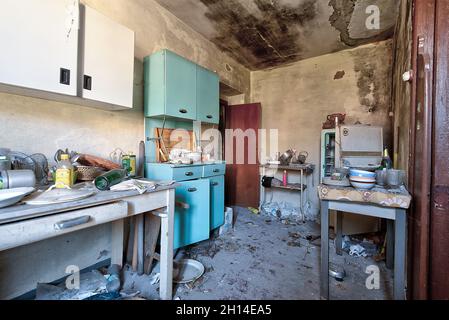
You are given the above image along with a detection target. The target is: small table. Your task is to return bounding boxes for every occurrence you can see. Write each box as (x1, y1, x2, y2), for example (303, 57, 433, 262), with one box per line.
(318, 184, 411, 300)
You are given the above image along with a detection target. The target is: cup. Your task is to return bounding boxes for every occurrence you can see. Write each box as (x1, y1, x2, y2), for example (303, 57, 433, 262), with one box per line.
(376, 169, 387, 186)
(387, 170, 405, 187)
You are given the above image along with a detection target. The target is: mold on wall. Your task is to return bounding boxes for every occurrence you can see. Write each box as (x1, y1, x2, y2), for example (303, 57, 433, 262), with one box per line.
(0, 0, 251, 162)
(251, 40, 393, 211)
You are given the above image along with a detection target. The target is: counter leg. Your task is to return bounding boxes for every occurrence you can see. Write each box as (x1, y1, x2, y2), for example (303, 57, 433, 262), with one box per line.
(160, 189, 175, 300)
(386, 219, 395, 270)
(321, 200, 330, 300)
(336, 211, 343, 256)
(111, 219, 124, 267)
(394, 209, 407, 300)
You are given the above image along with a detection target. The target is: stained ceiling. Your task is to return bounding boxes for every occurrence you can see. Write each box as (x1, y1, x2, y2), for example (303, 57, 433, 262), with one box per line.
(154, 0, 400, 70)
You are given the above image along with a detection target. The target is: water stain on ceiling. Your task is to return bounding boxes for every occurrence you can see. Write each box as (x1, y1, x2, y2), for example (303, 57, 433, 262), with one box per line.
(154, 0, 399, 70)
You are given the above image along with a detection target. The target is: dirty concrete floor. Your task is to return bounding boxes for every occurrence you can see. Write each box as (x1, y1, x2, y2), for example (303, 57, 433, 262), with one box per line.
(122, 207, 393, 300)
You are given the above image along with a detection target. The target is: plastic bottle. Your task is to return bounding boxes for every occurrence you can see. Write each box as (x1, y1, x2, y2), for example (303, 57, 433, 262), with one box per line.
(55, 154, 74, 189)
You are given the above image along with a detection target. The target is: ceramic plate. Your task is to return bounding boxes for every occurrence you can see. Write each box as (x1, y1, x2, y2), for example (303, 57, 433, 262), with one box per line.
(173, 259, 205, 284)
(0, 187, 35, 209)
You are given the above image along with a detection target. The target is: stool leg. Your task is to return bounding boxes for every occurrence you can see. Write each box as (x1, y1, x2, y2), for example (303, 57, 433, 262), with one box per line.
(336, 211, 343, 256)
(321, 201, 330, 300)
(394, 209, 406, 300)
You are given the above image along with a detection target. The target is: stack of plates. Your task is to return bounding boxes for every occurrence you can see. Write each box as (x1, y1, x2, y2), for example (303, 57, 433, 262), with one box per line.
(349, 169, 376, 190)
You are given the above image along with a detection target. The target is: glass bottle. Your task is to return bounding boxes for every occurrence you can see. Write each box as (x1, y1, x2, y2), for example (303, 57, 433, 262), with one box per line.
(94, 169, 127, 191)
(380, 147, 393, 170)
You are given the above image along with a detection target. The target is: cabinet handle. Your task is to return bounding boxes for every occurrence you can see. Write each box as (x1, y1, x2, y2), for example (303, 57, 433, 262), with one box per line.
(188, 188, 197, 193)
(179, 109, 188, 114)
(54, 216, 91, 230)
(185, 172, 194, 176)
(213, 169, 220, 173)
(84, 75, 92, 90)
(211, 182, 219, 187)
(207, 115, 213, 119)
(60, 68, 71, 85)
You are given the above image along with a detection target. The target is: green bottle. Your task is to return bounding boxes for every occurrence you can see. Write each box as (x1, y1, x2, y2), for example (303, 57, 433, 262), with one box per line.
(380, 148, 393, 170)
(94, 169, 127, 191)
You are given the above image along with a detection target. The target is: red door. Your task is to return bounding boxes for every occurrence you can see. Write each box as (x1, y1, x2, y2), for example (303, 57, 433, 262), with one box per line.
(224, 103, 262, 208)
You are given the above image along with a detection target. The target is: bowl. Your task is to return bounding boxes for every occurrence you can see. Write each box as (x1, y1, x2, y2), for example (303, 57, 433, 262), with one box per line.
(349, 176, 376, 183)
(350, 180, 375, 190)
(349, 169, 376, 179)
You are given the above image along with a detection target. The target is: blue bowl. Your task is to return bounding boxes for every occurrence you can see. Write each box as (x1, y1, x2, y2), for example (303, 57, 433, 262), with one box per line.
(349, 169, 376, 179)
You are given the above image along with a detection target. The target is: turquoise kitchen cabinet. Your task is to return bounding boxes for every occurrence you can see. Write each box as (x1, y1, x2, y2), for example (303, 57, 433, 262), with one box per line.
(173, 179, 210, 249)
(144, 50, 197, 120)
(196, 66, 219, 124)
(145, 162, 225, 248)
(209, 175, 225, 230)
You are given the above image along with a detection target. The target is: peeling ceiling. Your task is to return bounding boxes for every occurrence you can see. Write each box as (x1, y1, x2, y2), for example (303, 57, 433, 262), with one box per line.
(154, 0, 400, 70)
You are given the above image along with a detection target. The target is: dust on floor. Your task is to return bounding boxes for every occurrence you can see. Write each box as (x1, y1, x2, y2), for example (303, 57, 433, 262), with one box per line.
(122, 207, 394, 300)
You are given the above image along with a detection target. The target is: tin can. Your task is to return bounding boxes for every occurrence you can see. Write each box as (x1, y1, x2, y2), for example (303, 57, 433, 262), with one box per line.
(122, 154, 136, 177)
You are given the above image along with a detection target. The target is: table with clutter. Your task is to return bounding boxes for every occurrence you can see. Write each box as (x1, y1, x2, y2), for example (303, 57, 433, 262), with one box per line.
(318, 170, 412, 301)
(0, 148, 177, 300)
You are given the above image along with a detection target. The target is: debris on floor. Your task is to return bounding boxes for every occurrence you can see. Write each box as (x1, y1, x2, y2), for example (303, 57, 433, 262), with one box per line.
(261, 201, 304, 222)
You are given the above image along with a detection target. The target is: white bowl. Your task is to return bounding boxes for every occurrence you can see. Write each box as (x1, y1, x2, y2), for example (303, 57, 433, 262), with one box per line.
(350, 176, 376, 183)
(350, 180, 375, 190)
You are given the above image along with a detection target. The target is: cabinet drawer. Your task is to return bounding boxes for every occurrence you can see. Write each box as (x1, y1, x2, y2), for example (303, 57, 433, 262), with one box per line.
(0, 201, 128, 251)
(203, 164, 226, 178)
(172, 166, 203, 181)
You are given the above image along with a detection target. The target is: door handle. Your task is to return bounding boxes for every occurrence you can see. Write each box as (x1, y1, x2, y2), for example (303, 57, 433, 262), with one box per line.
(179, 109, 188, 114)
(213, 169, 220, 173)
(188, 188, 197, 193)
(211, 182, 219, 187)
(185, 172, 194, 176)
(207, 115, 213, 119)
(83, 75, 92, 90)
(59, 68, 71, 85)
(54, 215, 91, 230)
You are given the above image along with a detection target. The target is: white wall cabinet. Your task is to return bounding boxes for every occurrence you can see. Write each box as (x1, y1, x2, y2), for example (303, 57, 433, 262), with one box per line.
(0, 0, 79, 96)
(79, 6, 135, 109)
(0, 1, 135, 110)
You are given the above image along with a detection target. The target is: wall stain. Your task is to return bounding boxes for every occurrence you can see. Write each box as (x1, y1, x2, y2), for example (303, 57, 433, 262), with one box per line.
(334, 70, 346, 80)
(200, 0, 318, 70)
(351, 44, 392, 113)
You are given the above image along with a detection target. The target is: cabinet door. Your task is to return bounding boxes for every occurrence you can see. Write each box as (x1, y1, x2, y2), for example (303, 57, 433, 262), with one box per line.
(80, 5, 134, 108)
(165, 51, 197, 120)
(0, 0, 79, 95)
(210, 176, 225, 230)
(174, 179, 210, 249)
(197, 66, 219, 124)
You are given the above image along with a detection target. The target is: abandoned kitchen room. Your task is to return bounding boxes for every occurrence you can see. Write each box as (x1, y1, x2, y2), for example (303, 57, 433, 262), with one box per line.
(0, 0, 448, 303)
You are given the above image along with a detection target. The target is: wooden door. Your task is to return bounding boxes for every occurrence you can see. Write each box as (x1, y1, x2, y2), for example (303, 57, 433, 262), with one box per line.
(429, 0, 449, 299)
(408, 0, 435, 300)
(408, 0, 449, 300)
(225, 103, 261, 208)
